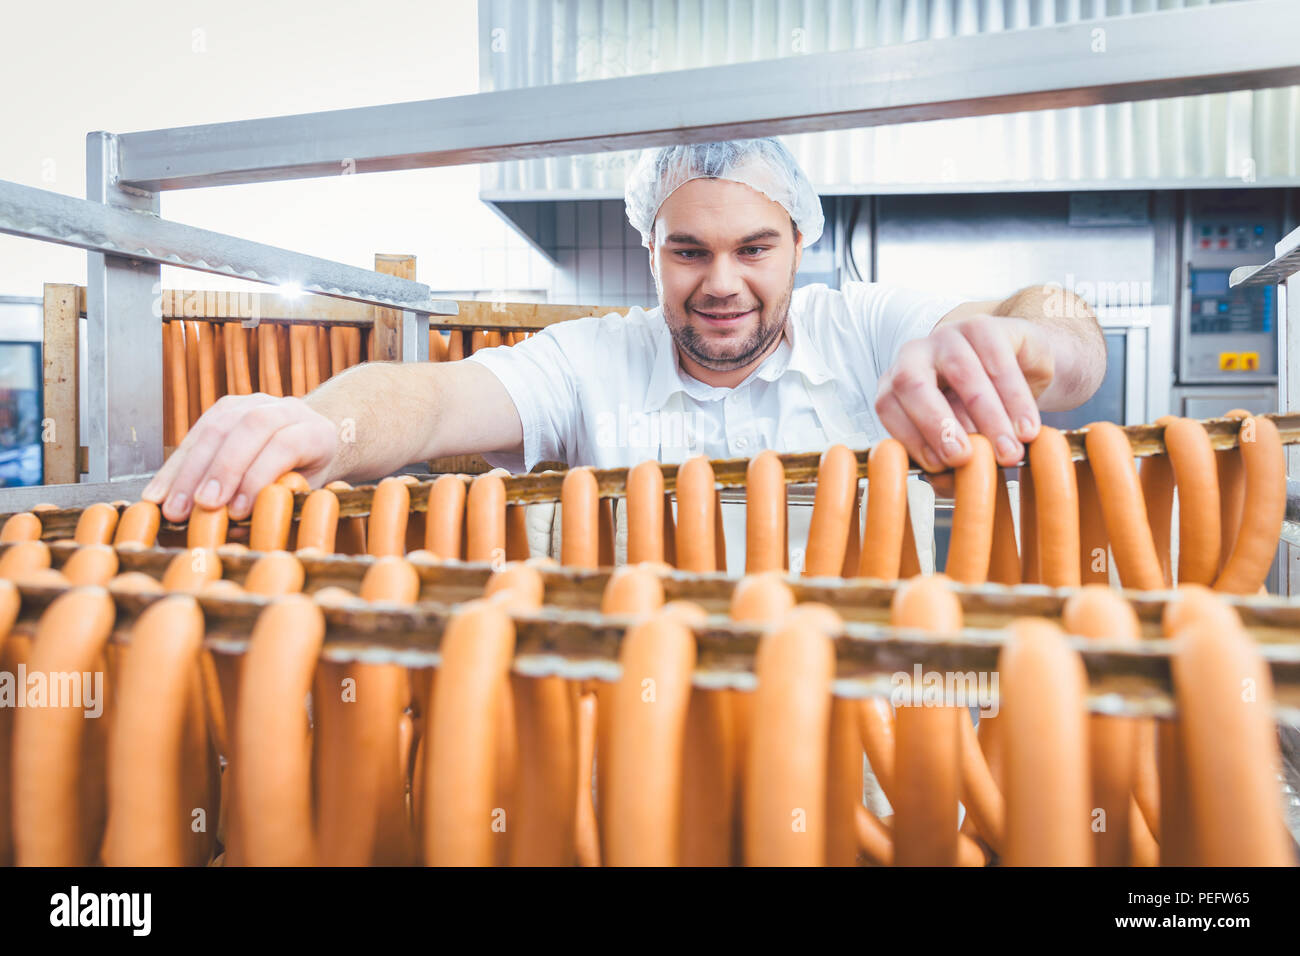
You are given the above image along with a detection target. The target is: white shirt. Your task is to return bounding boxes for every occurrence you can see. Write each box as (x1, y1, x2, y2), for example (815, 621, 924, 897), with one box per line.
(468, 281, 967, 473)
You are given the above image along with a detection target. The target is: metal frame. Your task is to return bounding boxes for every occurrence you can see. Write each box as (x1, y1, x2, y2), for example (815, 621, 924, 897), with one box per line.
(0, 0, 1295, 494)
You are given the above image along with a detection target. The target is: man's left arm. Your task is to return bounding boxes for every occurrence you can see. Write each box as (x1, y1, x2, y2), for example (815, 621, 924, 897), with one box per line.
(874, 284, 1105, 472)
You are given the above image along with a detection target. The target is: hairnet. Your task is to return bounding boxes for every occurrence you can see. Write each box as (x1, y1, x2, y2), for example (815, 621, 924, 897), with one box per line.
(623, 138, 824, 250)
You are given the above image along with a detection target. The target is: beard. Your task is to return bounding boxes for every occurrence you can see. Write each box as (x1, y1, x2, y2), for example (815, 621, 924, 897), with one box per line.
(662, 265, 796, 373)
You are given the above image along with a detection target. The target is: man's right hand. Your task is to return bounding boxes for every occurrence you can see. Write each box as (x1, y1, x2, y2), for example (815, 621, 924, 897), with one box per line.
(141, 393, 340, 523)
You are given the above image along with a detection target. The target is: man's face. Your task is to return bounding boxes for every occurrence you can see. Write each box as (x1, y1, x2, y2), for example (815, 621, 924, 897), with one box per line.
(649, 177, 803, 374)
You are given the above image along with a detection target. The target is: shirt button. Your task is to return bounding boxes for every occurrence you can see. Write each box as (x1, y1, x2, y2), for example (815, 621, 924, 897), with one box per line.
(735, 436, 749, 450)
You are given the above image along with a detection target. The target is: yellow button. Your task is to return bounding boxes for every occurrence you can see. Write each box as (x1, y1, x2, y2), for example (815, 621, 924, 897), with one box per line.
(1241, 352, 1259, 371)
(1219, 352, 1240, 371)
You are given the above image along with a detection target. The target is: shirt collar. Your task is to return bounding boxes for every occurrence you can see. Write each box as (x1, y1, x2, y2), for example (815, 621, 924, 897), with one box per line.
(642, 303, 833, 412)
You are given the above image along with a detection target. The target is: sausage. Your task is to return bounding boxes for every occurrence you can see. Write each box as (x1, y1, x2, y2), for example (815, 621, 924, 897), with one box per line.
(470, 330, 488, 355)
(276, 471, 311, 494)
(505, 504, 529, 561)
(360, 554, 422, 604)
(289, 325, 309, 396)
(168, 318, 191, 443)
(744, 607, 836, 866)
(0, 540, 51, 579)
(945, 433, 996, 584)
(1062, 585, 1139, 866)
(426, 474, 466, 560)
(574, 692, 600, 867)
(243, 551, 306, 596)
(662, 490, 678, 567)
(987, 470, 1021, 585)
(673, 456, 716, 572)
(1163, 417, 1220, 586)
(484, 562, 544, 611)
(12, 587, 116, 865)
(429, 329, 449, 362)
(423, 601, 517, 866)
(1170, 596, 1292, 864)
(62, 545, 119, 587)
(13, 567, 67, 588)
(957, 703, 1005, 854)
(1075, 460, 1109, 585)
(1028, 426, 1080, 587)
(249, 482, 294, 552)
(296, 488, 339, 553)
(859, 439, 907, 580)
(600, 497, 617, 568)
(1132, 719, 1162, 843)
(601, 564, 666, 617)
(998, 617, 1091, 865)
(466, 473, 506, 563)
(824, 698, 863, 866)
(745, 450, 786, 574)
(235, 595, 324, 865)
(1, 512, 42, 543)
(857, 696, 897, 807)
(73, 502, 119, 546)
(729, 572, 795, 622)
(561, 468, 600, 569)
(113, 501, 160, 548)
(196, 322, 218, 412)
(184, 321, 202, 427)
(891, 575, 963, 866)
(1083, 421, 1163, 590)
(161, 548, 223, 591)
(1129, 794, 1159, 867)
(447, 330, 465, 362)
(1216, 408, 1252, 576)
(367, 477, 411, 558)
(257, 324, 283, 396)
(187, 505, 229, 550)
(325, 480, 367, 555)
(603, 611, 696, 866)
(679, 680, 735, 866)
(803, 444, 858, 578)
(202, 578, 245, 597)
(627, 460, 665, 564)
(108, 571, 165, 594)
(101, 595, 204, 865)
(1214, 414, 1284, 594)
(0, 600, 25, 867)
(1139, 416, 1177, 588)
(854, 803, 895, 866)
(1018, 467, 1039, 583)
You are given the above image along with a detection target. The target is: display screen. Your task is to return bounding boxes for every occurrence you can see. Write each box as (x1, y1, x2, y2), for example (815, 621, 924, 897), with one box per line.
(1191, 270, 1230, 296)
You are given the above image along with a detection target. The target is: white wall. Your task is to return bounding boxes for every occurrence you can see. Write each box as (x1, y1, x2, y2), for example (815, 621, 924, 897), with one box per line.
(0, 0, 553, 299)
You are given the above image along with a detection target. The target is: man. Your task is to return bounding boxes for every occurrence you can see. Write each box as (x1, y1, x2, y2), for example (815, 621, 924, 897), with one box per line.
(143, 138, 1104, 524)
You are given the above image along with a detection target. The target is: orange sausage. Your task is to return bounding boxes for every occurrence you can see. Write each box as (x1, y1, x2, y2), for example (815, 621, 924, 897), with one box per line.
(168, 319, 191, 442)
(987, 470, 1020, 586)
(744, 607, 836, 866)
(367, 477, 411, 558)
(1018, 466, 1039, 583)
(1083, 422, 1163, 590)
(999, 617, 1091, 865)
(466, 473, 506, 563)
(857, 696, 897, 806)
(824, 698, 863, 866)
(12, 587, 115, 865)
(574, 692, 600, 867)
(1214, 415, 1284, 594)
(296, 488, 339, 553)
(276, 471, 311, 494)
(484, 561, 544, 610)
(627, 460, 665, 564)
(235, 595, 324, 865)
(945, 433, 996, 584)
(679, 681, 735, 866)
(1, 512, 41, 543)
(859, 439, 907, 580)
(1163, 418, 1220, 587)
(429, 329, 449, 362)
(1062, 586, 1139, 866)
(257, 325, 283, 396)
(161, 548, 222, 591)
(196, 322, 218, 412)
(891, 575, 963, 866)
(803, 444, 858, 578)
(289, 325, 308, 397)
(187, 505, 229, 549)
(423, 601, 516, 866)
(673, 456, 716, 572)
(324, 480, 366, 555)
(745, 450, 787, 574)
(1215, 408, 1251, 576)
(62, 545, 119, 587)
(329, 326, 349, 377)
(510, 640, 577, 864)
(729, 571, 795, 623)
(0, 540, 50, 579)
(600, 564, 666, 617)
(604, 611, 696, 866)
(600, 497, 617, 568)
(101, 595, 204, 866)
(505, 504, 529, 561)
(1028, 426, 1080, 587)
(1170, 596, 1293, 864)
(1075, 459, 1109, 585)
(425, 474, 466, 560)
(113, 501, 160, 548)
(248, 482, 294, 552)
(1139, 427, 1176, 588)
(72, 502, 118, 546)
(561, 468, 599, 569)
(108, 571, 165, 594)
(957, 705, 1004, 854)
(243, 551, 305, 596)
(184, 321, 202, 427)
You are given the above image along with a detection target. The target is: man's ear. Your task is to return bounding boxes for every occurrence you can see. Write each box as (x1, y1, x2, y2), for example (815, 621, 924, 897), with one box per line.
(793, 230, 803, 273)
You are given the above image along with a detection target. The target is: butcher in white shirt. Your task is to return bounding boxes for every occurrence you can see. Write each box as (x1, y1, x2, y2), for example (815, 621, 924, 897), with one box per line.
(146, 138, 1106, 542)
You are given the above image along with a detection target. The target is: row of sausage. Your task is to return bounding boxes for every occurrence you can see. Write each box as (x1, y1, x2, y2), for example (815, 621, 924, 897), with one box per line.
(0, 547, 1291, 866)
(4, 410, 1286, 596)
(158, 320, 530, 446)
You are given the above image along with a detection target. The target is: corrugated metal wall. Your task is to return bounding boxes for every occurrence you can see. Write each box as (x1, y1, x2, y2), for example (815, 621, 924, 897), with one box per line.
(479, 0, 1300, 195)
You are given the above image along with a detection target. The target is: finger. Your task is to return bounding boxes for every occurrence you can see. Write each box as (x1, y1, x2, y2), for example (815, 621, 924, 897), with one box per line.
(962, 319, 1045, 443)
(875, 391, 946, 473)
(142, 393, 272, 504)
(933, 334, 1022, 467)
(941, 388, 977, 434)
(886, 360, 971, 468)
(188, 401, 313, 520)
(228, 422, 326, 520)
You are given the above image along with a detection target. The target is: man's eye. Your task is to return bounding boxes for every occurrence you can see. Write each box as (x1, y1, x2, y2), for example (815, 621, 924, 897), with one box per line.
(740, 246, 768, 256)
(675, 250, 704, 260)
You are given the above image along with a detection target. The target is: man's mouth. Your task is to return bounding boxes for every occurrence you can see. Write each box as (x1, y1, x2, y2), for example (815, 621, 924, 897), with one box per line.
(693, 307, 755, 324)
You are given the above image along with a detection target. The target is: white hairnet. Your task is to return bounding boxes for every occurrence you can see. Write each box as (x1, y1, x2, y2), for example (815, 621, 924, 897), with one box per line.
(624, 138, 824, 250)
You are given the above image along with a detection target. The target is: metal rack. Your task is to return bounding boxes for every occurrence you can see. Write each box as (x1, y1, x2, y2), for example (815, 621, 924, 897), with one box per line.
(1, 0, 1298, 528)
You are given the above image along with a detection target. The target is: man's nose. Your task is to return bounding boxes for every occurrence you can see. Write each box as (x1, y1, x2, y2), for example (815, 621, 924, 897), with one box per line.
(699, 255, 744, 300)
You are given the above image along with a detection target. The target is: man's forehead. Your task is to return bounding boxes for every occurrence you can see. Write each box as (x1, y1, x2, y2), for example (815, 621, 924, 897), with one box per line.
(654, 178, 789, 245)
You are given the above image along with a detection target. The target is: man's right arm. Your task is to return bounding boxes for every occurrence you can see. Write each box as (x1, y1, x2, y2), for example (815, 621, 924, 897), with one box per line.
(141, 359, 523, 523)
